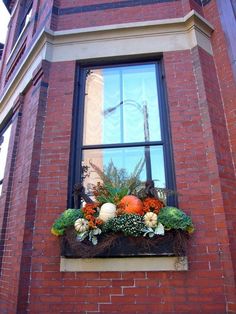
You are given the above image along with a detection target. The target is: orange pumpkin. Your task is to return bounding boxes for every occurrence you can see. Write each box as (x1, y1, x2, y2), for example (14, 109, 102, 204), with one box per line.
(119, 195, 143, 215)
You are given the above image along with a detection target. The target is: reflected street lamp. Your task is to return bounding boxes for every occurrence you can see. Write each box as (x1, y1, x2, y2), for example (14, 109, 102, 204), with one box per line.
(104, 99, 152, 180)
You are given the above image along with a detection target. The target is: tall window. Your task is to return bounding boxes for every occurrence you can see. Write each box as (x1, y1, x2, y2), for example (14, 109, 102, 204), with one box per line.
(15, 0, 33, 41)
(0, 121, 12, 195)
(71, 60, 175, 205)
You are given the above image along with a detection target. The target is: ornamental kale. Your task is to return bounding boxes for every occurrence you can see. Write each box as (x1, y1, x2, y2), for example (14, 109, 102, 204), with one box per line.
(157, 206, 194, 232)
(51, 208, 84, 236)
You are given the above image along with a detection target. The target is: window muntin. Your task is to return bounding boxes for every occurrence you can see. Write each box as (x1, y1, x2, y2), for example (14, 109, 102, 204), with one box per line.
(0, 122, 12, 195)
(72, 60, 175, 205)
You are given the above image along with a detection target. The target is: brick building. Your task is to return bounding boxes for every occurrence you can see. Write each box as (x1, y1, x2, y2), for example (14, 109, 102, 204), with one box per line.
(0, 0, 236, 313)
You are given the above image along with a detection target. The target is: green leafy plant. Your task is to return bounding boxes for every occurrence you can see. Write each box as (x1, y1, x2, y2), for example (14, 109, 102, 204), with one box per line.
(94, 182, 129, 205)
(142, 222, 165, 238)
(51, 161, 194, 256)
(157, 207, 194, 232)
(51, 208, 84, 236)
(90, 159, 144, 196)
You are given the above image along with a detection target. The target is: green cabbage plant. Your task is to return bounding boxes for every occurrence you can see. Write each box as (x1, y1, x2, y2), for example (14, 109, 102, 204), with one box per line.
(157, 206, 194, 233)
(51, 208, 83, 236)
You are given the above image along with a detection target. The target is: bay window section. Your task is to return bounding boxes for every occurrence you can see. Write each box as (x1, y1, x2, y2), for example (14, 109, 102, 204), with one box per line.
(71, 61, 175, 205)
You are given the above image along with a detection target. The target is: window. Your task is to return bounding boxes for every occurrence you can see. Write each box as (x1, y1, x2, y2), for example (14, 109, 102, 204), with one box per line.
(15, 0, 32, 41)
(70, 60, 175, 206)
(0, 121, 12, 195)
(231, 0, 236, 17)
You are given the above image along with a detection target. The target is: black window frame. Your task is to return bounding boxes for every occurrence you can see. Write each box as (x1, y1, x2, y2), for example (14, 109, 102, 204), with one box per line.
(68, 58, 177, 208)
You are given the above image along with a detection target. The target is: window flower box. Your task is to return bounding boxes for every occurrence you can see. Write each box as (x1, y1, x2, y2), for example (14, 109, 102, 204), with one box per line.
(51, 163, 194, 260)
(60, 228, 189, 258)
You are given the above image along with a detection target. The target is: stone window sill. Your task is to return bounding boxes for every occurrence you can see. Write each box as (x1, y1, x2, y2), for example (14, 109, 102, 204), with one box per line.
(60, 256, 188, 272)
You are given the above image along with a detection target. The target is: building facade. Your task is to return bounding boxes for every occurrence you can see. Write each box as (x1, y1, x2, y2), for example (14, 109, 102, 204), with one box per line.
(0, 0, 236, 313)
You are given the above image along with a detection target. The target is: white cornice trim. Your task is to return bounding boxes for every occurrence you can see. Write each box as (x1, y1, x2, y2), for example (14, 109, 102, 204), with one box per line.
(0, 10, 214, 125)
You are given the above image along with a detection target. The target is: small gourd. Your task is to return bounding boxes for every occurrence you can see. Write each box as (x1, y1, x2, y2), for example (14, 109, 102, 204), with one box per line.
(74, 218, 89, 233)
(99, 203, 116, 222)
(144, 212, 158, 228)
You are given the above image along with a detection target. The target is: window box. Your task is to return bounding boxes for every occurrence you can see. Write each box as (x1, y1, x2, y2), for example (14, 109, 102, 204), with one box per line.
(60, 229, 189, 258)
(52, 186, 194, 261)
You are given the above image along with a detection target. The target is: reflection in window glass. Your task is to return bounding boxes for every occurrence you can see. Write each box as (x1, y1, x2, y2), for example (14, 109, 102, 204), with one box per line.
(75, 61, 175, 204)
(82, 146, 165, 196)
(83, 64, 161, 145)
(17, 1, 33, 39)
(0, 123, 12, 195)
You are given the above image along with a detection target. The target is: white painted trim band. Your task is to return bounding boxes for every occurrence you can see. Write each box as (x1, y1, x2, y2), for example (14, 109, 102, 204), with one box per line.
(0, 10, 214, 125)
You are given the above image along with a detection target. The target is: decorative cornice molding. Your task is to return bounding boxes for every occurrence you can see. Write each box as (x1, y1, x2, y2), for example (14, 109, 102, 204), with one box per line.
(0, 10, 214, 125)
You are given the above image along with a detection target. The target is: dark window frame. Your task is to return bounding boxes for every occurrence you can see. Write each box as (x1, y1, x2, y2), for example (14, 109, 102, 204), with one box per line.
(68, 57, 177, 208)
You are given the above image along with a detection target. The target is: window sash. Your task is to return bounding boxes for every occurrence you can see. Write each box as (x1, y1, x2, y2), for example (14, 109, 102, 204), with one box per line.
(82, 64, 162, 146)
(69, 59, 176, 207)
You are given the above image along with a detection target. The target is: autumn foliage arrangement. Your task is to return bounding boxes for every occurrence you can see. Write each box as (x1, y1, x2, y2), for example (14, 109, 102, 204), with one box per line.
(51, 161, 194, 255)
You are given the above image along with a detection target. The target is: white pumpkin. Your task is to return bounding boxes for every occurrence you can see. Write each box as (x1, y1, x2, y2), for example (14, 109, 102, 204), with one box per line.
(74, 218, 89, 233)
(144, 212, 158, 228)
(99, 203, 116, 222)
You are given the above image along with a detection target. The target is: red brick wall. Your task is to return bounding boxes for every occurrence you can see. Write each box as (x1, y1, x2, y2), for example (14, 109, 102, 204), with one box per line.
(181, 0, 203, 14)
(0, 101, 28, 313)
(0, 61, 50, 313)
(0, 99, 23, 290)
(27, 60, 76, 313)
(55, 1, 183, 31)
(203, 1, 236, 290)
(0, 0, 236, 313)
(12, 50, 236, 313)
(164, 48, 235, 313)
(2, 51, 235, 313)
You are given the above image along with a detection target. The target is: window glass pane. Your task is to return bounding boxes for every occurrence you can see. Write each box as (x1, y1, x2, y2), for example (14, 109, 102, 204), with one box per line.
(82, 146, 165, 196)
(0, 123, 12, 194)
(150, 146, 166, 188)
(83, 64, 161, 145)
(18, 2, 33, 36)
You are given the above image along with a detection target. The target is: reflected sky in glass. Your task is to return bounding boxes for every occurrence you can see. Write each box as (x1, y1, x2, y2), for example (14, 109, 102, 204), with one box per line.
(83, 64, 161, 145)
(82, 63, 165, 190)
(82, 146, 165, 193)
